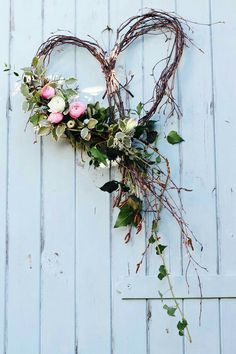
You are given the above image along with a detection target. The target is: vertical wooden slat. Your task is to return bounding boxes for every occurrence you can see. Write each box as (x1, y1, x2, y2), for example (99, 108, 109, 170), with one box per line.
(75, 1, 111, 353)
(143, 1, 184, 353)
(40, 1, 76, 353)
(6, 1, 42, 353)
(177, 1, 220, 352)
(0, 1, 10, 352)
(110, 1, 147, 353)
(211, 1, 236, 353)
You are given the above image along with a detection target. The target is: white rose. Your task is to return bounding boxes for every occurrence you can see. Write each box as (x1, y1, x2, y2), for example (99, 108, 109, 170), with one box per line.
(48, 96, 65, 113)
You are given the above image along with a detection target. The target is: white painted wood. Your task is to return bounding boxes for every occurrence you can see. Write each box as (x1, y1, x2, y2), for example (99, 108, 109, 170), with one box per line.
(117, 275, 236, 299)
(143, 1, 185, 352)
(0, 1, 236, 354)
(75, 2, 111, 353)
(184, 300, 220, 354)
(5, 1, 42, 353)
(0, 1, 10, 352)
(211, 2, 236, 353)
(110, 2, 148, 354)
(40, 1, 76, 353)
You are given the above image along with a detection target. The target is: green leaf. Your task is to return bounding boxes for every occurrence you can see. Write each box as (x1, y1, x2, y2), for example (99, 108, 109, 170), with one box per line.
(156, 156, 161, 163)
(65, 77, 77, 85)
(114, 204, 134, 228)
(100, 180, 119, 193)
(167, 131, 184, 145)
(120, 183, 130, 192)
(107, 136, 114, 148)
(158, 265, 168, 280)
(13, 71, 19, 77)
(56, 124, 66, 139)
(20, 83, 30, 97)
(163, 304, 177, 317)
(87, 118, 98, 130)
(127, 195, 142, 211)
(63, 88, 77, 99)
(81, 127, 91, 141)
(155, 244, 167, 255)
(136, 102, 143, 116)
(29, 114, 39, 126)
(177, 319, 188, 336)
(152, 219, 158, 233)
(149, 235, 156, 244)
(31, 56, 39, 68)
(123, 136, 131, 148)
(90, 146, 107, 166)
(38, 126, 51, 136)
(118, 119, 126, 132)
(147, 131, 158, 144)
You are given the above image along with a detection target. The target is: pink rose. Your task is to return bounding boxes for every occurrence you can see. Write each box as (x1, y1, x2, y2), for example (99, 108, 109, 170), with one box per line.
(41, 84, 55, 99)
(69, 101, 86, 119)
(48, 112, 64, 124)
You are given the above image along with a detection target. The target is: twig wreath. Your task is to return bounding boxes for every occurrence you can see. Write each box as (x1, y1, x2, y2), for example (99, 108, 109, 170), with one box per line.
(18, 10, 205, 342)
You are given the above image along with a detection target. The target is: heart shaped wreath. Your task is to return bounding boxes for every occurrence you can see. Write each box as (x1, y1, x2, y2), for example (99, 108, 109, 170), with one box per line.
(18, 10, 204, 341)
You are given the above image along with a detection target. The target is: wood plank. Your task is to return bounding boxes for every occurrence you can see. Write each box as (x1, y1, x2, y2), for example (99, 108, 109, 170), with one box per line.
(211, 2, 236, 352)
(0, 1, 10, 352)
(40, 1, 76, 353)
(117, 275, 236, 299)
(144, 0, 183, 277)
(5, 1, 42, 353)
(211, 0, 236, 275)
(75, 1, 111, 353)
(110, 1, 148, 353)
(184, 300, 220, 354)
(175, 1, 220, 352)
(143, 1, 184, 353)
(177, 0, 218, 275)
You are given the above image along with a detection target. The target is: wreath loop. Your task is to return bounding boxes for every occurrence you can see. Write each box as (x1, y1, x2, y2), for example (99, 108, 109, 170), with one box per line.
(37, 10, 186, 122)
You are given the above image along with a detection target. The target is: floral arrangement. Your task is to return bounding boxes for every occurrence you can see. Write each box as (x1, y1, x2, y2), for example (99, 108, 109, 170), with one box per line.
(18, 10, 205, 342)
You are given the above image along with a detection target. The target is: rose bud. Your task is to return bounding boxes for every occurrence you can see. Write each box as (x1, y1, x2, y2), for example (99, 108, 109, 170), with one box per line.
(40, 84, 55, 99)
(48, 112, 64, 124)
(69, 101, 86, 119)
